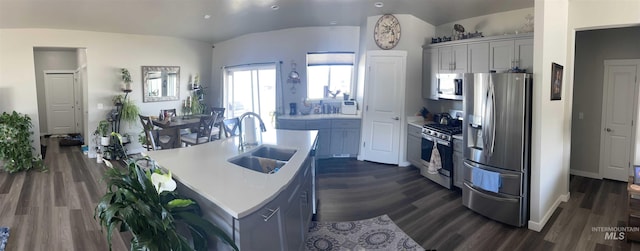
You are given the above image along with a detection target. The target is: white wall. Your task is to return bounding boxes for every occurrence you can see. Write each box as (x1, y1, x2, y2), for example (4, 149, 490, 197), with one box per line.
(528, 0, 569, 232)
(570, 27, 640, 177)
(210, 26, 360, 114)
(0, 29, 212, 157)
(33, 49, 78, 134)
(435, 8, 534, 38)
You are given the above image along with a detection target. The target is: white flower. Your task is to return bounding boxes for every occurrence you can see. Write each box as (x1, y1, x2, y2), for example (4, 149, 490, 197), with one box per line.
(103, 159, 113, 168)
(151, 172, 177, 194)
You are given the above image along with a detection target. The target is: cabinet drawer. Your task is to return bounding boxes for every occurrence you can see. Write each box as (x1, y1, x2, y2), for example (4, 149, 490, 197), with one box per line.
(331, 119, 361, 129)
(306, 120, 331, 129)
(408, 124, 422, 138)
(277, 119, 306, 130)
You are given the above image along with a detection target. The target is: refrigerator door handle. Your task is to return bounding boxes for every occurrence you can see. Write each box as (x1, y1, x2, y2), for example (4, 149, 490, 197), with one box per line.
(489, 81, 496, 155)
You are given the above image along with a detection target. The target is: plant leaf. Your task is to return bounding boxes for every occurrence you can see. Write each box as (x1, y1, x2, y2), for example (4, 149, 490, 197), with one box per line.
(167, 199, 194, 209)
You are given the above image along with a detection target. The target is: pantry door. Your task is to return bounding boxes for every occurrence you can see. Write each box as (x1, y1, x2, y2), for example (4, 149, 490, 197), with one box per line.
(361, 51, 406, 165)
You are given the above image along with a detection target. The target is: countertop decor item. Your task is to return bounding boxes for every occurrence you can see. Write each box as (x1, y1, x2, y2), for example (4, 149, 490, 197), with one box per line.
(374, 14, 401, 50)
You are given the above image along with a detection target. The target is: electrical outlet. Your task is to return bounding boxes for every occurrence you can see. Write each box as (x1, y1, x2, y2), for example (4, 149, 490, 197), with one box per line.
(97, 103, 104, 110)
(578, 112, 584, 120)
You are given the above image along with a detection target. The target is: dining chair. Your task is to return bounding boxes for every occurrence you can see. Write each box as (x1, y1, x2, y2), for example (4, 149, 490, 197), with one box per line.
(223, 117, 240, 137)
(210, 107, 226, 140)
(181, 115, 216, 146)
(150, 128, 181, 150)
(139, 114, 156, 151)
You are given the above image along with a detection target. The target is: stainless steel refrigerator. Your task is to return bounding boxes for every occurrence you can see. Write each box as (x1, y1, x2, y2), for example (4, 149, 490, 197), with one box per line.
(462, 73, 532, 227)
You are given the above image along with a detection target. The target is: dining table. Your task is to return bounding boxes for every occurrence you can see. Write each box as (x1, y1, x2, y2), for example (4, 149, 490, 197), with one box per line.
(152, 116, 202, 130)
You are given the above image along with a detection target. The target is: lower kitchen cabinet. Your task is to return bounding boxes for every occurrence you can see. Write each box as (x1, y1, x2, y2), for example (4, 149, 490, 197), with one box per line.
(407, 124, 422, 167)
(236, 155, 313, 250)
(453, 137, 463, 189)
(278, 118, 361, 158)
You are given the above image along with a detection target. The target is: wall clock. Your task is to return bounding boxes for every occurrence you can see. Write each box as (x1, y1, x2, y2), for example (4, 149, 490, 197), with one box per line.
(374, 14, 401, 50)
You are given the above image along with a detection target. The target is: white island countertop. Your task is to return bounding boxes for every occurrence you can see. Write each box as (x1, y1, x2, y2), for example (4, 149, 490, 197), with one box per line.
(278, 112, 361, 120)
(144, 129, 318, 218)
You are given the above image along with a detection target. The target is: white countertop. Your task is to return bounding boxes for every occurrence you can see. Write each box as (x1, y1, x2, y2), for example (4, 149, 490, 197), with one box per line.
(452, 134, 463, 140)
(278, 112, 361, 120)
(144, 129, 318, 218)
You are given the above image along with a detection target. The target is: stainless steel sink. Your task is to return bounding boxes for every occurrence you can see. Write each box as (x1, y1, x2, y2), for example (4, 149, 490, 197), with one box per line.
(228, 145, 296, 174)
(250, 145, 296, 161)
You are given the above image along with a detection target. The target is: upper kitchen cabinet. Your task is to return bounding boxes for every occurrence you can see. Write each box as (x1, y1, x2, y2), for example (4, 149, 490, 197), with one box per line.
(422, 49, 439, 100)
(467, 42, 490, 73)
(489, 36, 533, 73)
(438, 45, 467, 74)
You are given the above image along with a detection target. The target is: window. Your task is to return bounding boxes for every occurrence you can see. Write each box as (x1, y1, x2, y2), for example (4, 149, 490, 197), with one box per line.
(306, 52, 355, 99)
(224, 63, 277, 128)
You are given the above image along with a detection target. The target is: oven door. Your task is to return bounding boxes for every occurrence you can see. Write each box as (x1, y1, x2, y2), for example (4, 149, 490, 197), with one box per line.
(421, 135, 453, 177)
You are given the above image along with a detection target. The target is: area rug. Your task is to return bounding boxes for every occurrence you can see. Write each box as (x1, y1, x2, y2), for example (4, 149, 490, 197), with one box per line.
(305, 215, 424, 251)
(0, 227, 9, 251)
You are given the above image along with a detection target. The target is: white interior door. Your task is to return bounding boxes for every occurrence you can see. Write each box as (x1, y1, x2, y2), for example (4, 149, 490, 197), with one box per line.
(45, 72, 77, 135)
(361, 51, 406, 165)
(600, 60, 640, 181)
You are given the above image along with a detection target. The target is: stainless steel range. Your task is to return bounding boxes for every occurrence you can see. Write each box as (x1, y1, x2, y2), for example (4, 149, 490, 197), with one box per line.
(420, 123, 462, 189)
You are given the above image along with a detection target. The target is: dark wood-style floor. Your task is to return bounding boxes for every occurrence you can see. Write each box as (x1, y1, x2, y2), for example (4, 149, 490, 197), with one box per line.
(315, 158, 640, 251)
(0, 138, 639, 250)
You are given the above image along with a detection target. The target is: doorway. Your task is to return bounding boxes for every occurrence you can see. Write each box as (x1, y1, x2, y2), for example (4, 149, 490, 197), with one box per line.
(34, 47, 87, 138)
(569, 27, 640, 181)
(223, 63, 277, 129)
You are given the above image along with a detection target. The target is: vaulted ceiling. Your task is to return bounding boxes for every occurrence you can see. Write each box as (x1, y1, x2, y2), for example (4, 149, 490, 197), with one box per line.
(0, 0, 533, 43)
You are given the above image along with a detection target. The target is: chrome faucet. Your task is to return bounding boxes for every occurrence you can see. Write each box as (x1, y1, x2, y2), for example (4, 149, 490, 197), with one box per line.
(238, 112, 267, 150)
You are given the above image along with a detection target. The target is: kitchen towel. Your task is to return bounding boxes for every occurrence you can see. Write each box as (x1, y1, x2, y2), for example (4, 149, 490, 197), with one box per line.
(471, 167, 501, 193)
(427, 142, 442, 174)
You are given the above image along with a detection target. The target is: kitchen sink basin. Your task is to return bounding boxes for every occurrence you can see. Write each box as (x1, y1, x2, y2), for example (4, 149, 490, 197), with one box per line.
(249, 145, 297, 161)
(228, 145, 296, 174)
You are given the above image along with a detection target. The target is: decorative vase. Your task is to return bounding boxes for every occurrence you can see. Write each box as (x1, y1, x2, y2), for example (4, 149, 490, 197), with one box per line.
(101, 136, 111, 146)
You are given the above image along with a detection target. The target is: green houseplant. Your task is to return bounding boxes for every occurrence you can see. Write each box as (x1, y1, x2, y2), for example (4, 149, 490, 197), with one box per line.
(121, 68, 133, 91)
(120, 98, 140, 123)
(0, 111, 45, 173)
(95, 158, 238, 251)
(96, 120, 111, 146)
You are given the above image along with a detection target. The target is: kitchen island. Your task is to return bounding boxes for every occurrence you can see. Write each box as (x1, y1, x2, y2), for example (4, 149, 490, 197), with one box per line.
(145, 129, 318, 251)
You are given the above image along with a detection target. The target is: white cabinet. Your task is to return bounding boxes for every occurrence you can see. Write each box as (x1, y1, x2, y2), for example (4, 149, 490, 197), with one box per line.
(305, 120, 331, 157)
(407, 124, 422, 167)
(489, 38, 533, 73)
(467, 42, 490, 73)
(438, 45, 467, 73)
(422, 49, 438, 100)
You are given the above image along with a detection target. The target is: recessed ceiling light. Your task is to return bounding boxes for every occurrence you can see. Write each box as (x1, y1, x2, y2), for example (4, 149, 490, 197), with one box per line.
(203, 15, 211, 19)
(271, 5, 280, 10)
(329, 21, 337, 25)
(374, 2, 384, 8)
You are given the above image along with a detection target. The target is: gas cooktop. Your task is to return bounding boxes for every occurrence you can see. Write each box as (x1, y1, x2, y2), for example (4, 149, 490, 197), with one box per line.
(423, 123, 462, 135)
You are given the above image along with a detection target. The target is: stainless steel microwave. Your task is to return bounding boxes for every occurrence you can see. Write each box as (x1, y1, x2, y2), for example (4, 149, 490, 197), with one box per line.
(437, 73, 464, 100)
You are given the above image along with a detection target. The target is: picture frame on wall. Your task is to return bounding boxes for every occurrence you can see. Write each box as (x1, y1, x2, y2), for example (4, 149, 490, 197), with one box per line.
(551, 63, 563, 101)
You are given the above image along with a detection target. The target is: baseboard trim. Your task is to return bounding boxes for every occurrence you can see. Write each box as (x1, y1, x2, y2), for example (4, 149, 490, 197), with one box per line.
(570, 169, 601, 179)
(399, 161, 411, 167)
(528, 192, 570, 232)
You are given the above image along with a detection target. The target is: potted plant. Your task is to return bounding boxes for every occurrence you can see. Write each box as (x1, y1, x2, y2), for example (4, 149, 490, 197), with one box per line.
(120, 98, 140, 123)
(112, 94, 124, 106)
(0, 111, 45, 173)
(95, 158, 238, 251)
(97, 120, 110, 146)
(121, 68, 133, 91)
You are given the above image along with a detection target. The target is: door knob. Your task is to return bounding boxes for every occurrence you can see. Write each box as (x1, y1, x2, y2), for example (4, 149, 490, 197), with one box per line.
(392, 117, 400, 121)
(606, 128, 612, 132)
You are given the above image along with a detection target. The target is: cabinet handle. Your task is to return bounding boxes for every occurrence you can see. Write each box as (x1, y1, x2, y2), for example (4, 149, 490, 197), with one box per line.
(261, 207, 280, 222)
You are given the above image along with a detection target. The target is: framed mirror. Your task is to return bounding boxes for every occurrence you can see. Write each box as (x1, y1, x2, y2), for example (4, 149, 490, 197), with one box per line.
(142, 66, 180, 102)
